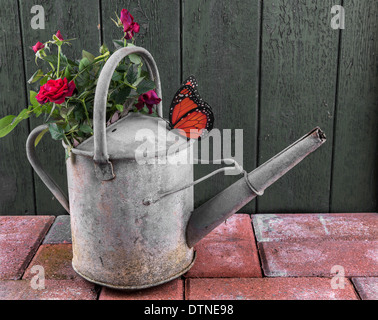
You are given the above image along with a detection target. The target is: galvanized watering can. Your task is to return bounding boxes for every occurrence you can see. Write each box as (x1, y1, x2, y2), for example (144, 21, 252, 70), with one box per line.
(26, 47, 326, 289)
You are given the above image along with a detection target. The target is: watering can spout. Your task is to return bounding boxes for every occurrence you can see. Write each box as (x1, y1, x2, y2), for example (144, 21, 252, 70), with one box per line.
(186, 127, 326, 248)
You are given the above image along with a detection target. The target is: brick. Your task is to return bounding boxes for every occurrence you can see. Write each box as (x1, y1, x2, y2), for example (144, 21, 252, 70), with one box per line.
(185, 214, 262, 278)
(202, 214, 256, 241)
(0, 216, 55, 280)
(352, 277, 378, 300)
(259, 241, 378, 277)
(22, 244, 77, 280)
(43, 215, 71, 244)
(186, 278, 358, 300)
(253, 213, 378, 242)
(99, 279, 184, 300)
(0, 279, 97, 300)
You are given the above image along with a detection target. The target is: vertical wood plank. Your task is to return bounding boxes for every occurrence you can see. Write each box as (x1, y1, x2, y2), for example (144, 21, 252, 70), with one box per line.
(331, 0, 378, 212)
(182, 0, 261, 213)
(258, 0, 340, 213)
(0, 1, 36, 215)
(19, 0, 101, 215)
(101, 0, 181, 114)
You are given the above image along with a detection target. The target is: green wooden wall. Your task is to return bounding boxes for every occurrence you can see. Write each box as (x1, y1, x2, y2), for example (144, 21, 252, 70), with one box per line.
(0, 0, 376, 215)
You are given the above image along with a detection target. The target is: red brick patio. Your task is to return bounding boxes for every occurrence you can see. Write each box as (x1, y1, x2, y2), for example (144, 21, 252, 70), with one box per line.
(0, 213, 377, 300)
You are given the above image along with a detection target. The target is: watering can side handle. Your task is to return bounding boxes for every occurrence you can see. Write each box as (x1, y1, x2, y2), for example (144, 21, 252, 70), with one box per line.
(26, 125, 70, 214)
(93, 46, 162, 181)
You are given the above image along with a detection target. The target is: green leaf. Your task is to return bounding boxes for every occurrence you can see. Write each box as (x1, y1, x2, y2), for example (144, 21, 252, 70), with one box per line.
(133, 76, 145, 87)
(112, 86, 131, 104)
(80, 124, 93, 134)
(60, 106, 75, 119)
(0, 109, 30, 138)
(126, 68, 138, 87)
(59, 52, 68, 67)
(28, 69, 44, 84)
(49, 123, 65, 140)
(79, 57, 91, 71)
(112, 71, 123, 82)
(0, 115, 16, 131)
(64, 123, 71, 132)
(100, 44, 109, 55)
(140, 70, 150, 79)
(43, 54, 68, 70)
(82, 50, 95, 63)
(30, 91, 40, 107)
(116, 65, 127, 73)
(74, 109, 85, 122)
(136, 79, 156, 94)
(68, 124, 79, 133)
(34, 128, 49, 147)
(65, 147, 71, 160)
(115, 104, 124, 112)
(113, 40, 124, 50)
(67, 57, 79, 67)
(129, 53, 141, 65)
(40, 76, 49, 86)
(75, 62, 91, 89)
(64, 65, 72, 80)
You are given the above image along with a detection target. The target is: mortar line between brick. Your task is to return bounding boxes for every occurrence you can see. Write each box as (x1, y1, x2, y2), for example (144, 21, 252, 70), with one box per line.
(250, 217, 266, 277)
(349, 278, 362, 300)
(182, 276, 186, 300)
(95, 285, 103, 300)
(19, 217, 56, 280)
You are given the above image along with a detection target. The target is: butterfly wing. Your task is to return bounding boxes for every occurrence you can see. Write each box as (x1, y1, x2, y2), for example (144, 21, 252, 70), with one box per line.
(172, 100, 214, 139)
(183, 75, 199, 90)
(169, 76, 214, 140)
(169, 85, 200, 125)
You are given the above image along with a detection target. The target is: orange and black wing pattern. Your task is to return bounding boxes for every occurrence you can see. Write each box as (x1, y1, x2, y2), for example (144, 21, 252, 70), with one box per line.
(169, 76, 214, 139)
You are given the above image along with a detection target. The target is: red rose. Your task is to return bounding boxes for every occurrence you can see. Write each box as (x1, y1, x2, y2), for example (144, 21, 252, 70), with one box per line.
(125, 22, 140, 40)
(55, 30, 64, 40)
(135, 90, 161, 114)
(32, 41, 45, 53)
(120, 9, 140, 40)
(36, 78, 76, 105)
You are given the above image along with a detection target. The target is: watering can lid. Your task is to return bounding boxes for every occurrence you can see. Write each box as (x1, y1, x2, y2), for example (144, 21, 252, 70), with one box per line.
(74, 112, 191, 160)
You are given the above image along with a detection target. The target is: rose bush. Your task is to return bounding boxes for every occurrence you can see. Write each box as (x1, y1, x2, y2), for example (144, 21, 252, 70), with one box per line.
(0, 9, 161, 158)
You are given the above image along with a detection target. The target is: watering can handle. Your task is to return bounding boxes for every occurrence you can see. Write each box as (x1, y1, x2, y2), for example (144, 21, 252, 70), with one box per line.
(93, 46, 163, 181)
(26, 124, 70, 213)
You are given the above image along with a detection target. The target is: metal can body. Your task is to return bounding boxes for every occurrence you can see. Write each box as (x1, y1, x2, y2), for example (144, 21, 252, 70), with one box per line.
(66, 151, 195, 289)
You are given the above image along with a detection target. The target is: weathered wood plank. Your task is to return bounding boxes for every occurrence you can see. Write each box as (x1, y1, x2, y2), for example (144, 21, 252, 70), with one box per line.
(330, 0, 378, 212)
(182, 0, 261, 213)
(0, 1, 36, 215)
(1, 0, 375, 216)
(101, 0, 181, 114)
(19, 0, 101, 215)
(257, 0, 340, 213)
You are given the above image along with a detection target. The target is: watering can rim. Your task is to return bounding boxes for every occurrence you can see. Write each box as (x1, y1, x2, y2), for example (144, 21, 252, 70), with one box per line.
(63, 112, 194, 160)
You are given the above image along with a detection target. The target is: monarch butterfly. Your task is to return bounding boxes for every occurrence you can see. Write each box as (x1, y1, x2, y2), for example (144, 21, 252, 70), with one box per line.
(168, 75, 214, 139)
